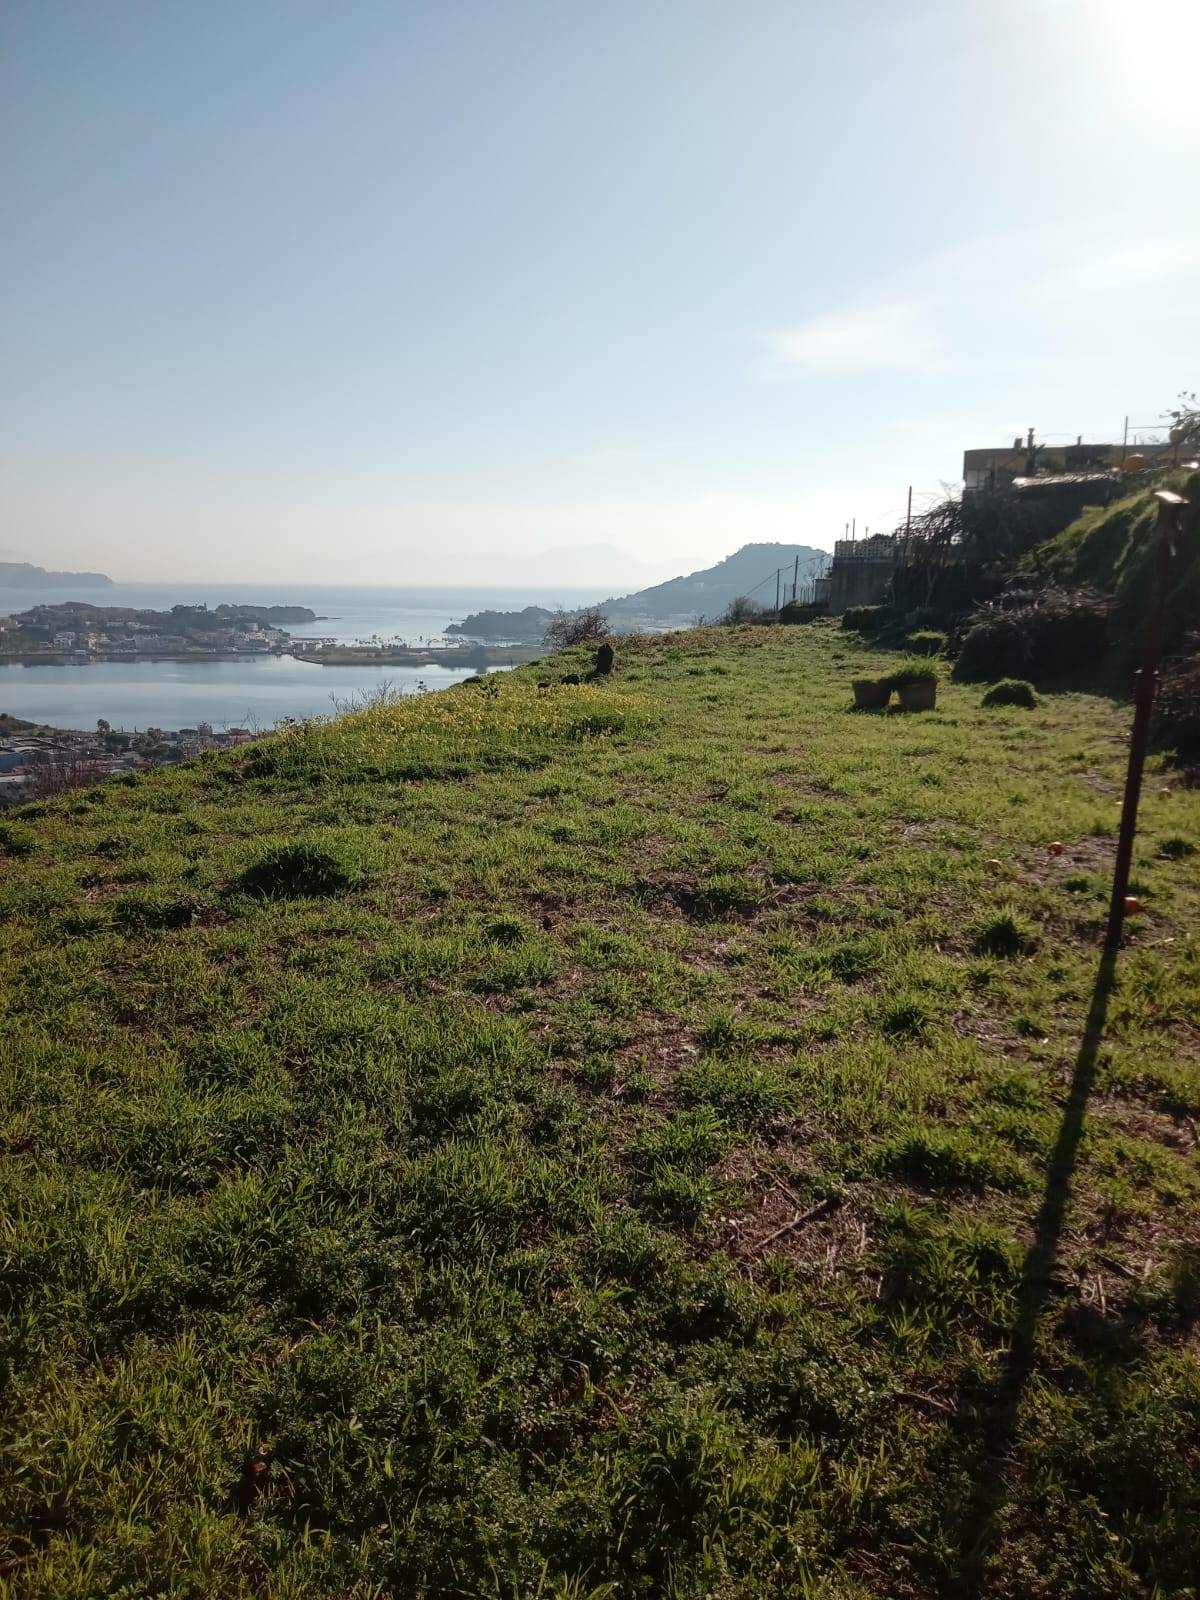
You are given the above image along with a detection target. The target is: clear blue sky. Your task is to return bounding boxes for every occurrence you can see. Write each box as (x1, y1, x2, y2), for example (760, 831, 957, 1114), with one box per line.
(2, 0, 1196, 584)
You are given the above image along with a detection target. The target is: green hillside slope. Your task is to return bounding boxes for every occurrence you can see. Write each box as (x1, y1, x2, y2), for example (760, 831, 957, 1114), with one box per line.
(2, 630, 1198, 1597)
(1023, 470, 1200, 653)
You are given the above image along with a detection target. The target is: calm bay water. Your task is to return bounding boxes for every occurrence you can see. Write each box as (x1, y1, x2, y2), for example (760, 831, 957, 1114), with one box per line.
(0, 581, 604, 732)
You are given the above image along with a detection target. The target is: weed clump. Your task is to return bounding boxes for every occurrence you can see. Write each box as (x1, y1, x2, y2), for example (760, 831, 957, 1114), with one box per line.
(0, 820, 34, 857)
(235, 839, 362, 899)
(1158, 836, 1195, 859)
(113, 891, 201, 930)
(981, 678, 1038, 708)
(906, 630, 948, 657)
(973, 907, 1038, 957)
(883, 1126, 1028, 1194)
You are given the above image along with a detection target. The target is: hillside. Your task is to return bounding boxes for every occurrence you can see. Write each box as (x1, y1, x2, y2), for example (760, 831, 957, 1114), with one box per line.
(0, 561, 113, 590)
(1023, 470, 1200, 653)
(599, 541, 829, 624)
(1, 628, 1198, 1597)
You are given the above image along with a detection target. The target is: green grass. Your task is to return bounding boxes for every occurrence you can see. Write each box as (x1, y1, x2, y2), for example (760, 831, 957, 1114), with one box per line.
(1, 624, 1198, 1598)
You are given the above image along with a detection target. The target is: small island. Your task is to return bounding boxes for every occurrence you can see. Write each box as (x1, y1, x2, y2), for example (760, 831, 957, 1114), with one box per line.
(0, 600, 318, 662)
(446, 605, 554, 642)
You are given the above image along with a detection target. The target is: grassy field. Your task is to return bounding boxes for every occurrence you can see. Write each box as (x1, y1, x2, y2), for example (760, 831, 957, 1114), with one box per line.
(1, 624, 1198, 1599)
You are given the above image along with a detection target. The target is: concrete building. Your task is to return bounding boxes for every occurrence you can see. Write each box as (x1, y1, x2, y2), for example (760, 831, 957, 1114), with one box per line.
(963, 433, 1177, 498)
(823, 533, 899, 614)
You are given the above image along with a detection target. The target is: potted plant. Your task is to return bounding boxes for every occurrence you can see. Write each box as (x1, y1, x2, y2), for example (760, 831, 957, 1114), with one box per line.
(852, 677, 891, 710)
(888, 661, 938, 711)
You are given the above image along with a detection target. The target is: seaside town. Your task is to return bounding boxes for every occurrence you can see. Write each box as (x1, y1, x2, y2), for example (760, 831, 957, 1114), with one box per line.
(0, 714, 257, 808)
(0, 599, 323, 662)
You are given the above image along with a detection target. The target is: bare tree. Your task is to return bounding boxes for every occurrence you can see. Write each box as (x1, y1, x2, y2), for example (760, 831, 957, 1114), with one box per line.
(26, 753, 109, 799)
(717, 596, 767, 625)
(544, 606, 610, 648)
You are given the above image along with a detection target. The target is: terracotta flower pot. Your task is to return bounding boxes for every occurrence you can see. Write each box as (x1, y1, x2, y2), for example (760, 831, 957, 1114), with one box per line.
(852, 678, 890, 710)
(898, 680, 936, 711)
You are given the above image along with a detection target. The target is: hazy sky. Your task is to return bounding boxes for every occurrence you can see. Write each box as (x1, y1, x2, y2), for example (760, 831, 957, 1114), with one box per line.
(2, 0, 1197, 585)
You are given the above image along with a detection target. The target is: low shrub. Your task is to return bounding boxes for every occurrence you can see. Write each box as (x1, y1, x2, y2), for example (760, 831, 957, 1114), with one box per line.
(981, 678, 1038, 708)
(717, 596, 768, 626)
(778, 599, 825, 625)
(544, 606, 610, 648)
(954, 587, 1110, 682)
(841, 604, 889, 633)
(234, 838, 363, 899)
(905, 630, 948, 657)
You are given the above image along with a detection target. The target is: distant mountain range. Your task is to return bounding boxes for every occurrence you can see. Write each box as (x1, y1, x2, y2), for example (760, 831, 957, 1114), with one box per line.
(0, 561, 114, 590)
(448, 542, 830, 639)
(598, 542, 829, 623)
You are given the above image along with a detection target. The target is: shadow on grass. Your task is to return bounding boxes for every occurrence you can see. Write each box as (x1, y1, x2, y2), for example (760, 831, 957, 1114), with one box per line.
(962, 945, 1118, 1595)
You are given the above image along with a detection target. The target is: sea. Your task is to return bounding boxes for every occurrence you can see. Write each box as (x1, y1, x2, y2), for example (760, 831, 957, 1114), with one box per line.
(0, 581, 606, 732)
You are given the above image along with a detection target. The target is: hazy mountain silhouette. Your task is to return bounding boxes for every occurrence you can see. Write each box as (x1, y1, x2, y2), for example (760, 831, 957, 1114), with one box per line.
(599, 542, 828, 622)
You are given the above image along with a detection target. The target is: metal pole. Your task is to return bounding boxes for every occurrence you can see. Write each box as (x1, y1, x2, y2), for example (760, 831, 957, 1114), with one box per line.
(1120, 415, 1129, 469)
(1104, 490, 1185, 947)
(906, 485, 912, 536)
(792, 554, 799, 604)
(775, 568, 781, 611)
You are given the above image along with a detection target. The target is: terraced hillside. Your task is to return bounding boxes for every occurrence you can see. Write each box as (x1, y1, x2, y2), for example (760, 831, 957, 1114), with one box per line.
(1, 626, 1197, 1598)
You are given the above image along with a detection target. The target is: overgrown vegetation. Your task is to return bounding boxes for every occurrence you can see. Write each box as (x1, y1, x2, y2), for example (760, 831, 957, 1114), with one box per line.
(1156, 637, 1200, 763)
(953, 586, 1111, 682)
(1, 629, 1197, 1598)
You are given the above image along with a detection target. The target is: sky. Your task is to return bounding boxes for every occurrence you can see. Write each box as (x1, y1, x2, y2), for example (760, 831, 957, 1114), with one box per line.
(2, 0, 1197, 586)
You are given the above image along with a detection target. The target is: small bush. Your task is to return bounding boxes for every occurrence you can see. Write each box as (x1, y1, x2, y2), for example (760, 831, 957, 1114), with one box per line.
(906, 630, 948, 657)
(717, 595, 768, 626)
(544, 605, 610, 649)
(841, 604, 889, 633)
(973, 907, 1038, 957)
(778, 599, 825, 625)
(981, 678, 1038, 708)
(234, 839, 362, 899)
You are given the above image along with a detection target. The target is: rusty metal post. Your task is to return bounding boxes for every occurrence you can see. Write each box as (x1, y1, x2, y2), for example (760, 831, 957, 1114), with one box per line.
(1104, 490, 1185, 947)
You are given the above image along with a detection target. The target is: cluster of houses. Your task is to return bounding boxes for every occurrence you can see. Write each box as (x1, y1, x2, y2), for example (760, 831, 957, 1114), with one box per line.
(811, 428, 1192, 615)
(0, 722, 256, 807)
(0, 615, 290, 660)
